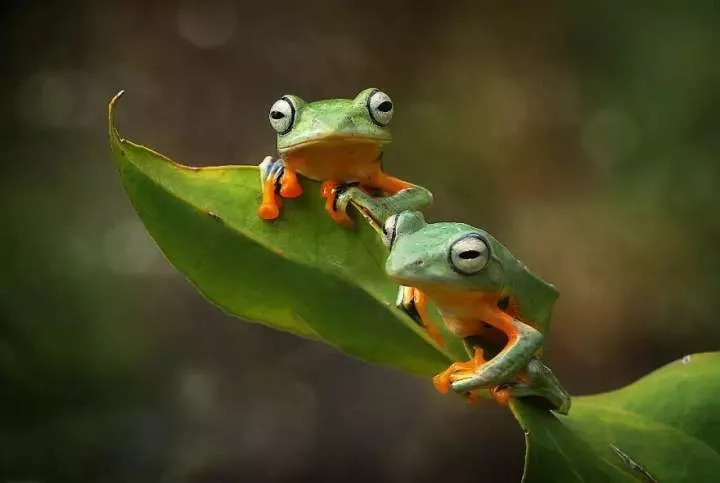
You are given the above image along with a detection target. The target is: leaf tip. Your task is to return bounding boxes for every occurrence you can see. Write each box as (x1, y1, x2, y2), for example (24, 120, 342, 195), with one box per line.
(108, 89, 126, 149)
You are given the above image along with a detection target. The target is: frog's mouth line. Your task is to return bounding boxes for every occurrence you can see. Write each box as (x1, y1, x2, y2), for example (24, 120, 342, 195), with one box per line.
(278, 135, 391, 153)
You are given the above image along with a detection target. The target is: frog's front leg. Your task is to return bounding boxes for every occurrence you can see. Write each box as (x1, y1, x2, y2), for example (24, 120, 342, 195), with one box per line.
(279, 165, 303, 198)
(449, 313, 543, 394)
(490, 359, 571, 414)
(334, 185, 433, 229)
(396, 286, 445, 347)
(369, 172, 416, 194)
(258, 156, 284, 220)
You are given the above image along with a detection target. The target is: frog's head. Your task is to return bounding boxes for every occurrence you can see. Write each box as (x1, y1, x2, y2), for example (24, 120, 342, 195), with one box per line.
(384, 212, 508, 293)
(268, 88, 393, 154)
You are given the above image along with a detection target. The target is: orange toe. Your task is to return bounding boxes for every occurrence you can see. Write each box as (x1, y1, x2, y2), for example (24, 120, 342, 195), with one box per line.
(280, 181, 303, 198)
(432, 373, 452, 394)
(320, 180, 337, 198)
(491, 386, 511, 407)
(258, 203, 280, 220)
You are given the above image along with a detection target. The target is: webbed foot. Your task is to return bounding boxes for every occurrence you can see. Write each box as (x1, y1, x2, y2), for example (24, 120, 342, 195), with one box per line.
(432, 348, 487, 394)
(490, 384, 512, 407)
(504, 359, 571, 414)
(258, 156, 284, 220)
(461, 359, 572, 414)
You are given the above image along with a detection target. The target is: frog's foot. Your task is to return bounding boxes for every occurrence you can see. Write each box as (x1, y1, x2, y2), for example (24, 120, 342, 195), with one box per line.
(279, 167, 303, 198)
(479, 360, 572, 414)
(397, 286, 445, 347)
(490, 384, 513, 407)
(258, 156, 284, 220)
(320, 180, 357, 226)
(432, 348, 487, 394)
(516, 358, 572, 415)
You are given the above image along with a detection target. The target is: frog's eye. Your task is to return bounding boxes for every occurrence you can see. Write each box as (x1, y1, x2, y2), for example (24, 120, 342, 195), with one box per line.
(269, 97, 295, 134)
(449, 235, 489, 275)
(382, 214, 399, 248)
(367, 90, 394, 126)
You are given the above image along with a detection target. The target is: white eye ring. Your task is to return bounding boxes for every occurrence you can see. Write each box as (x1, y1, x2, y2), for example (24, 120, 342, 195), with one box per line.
(382, 214, 399, 247)
(367, 90, 393, 126)
(449, 235, 489, 275)
(269, 97, 295, 134)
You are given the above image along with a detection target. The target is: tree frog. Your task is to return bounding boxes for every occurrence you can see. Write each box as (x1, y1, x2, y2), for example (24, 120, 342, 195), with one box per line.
(338, 188, 571, 413)
(258, 88, 418, 225)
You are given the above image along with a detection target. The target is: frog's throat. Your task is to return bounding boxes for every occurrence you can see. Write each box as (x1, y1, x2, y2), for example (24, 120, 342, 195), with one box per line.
(278, 135, 390, 154)
(389, 279, 502, 311)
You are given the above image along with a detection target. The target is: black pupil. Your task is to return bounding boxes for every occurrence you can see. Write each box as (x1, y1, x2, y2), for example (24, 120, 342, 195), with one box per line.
(459, 250, 480, 260)
(377, 100, 393, 112)
(270, 110, 285, 119)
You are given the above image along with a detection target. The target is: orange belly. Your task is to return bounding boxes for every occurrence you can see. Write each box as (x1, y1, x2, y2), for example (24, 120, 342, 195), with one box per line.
(443, 317, 489, 338)
(419, 285, 520, 337)
(282, 141, 382, 183)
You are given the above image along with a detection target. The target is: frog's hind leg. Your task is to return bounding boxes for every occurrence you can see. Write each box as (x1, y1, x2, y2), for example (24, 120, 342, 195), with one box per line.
(258, 156, 284, 220)
(492, 359, 571, 414)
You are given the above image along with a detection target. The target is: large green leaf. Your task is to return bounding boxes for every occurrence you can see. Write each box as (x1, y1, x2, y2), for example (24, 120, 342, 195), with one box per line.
(512, 351, 720, 483)
(110, 93, 719, 482)
(108, 92, 467, 375)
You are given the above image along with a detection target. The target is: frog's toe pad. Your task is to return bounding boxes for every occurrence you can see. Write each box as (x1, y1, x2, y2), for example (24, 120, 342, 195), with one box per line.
(258, 204, 280, 220)
(280, 179, 303, 198)
(280, 185, 302, 198)
(432, 374, 452, 394)
(491, 385, 512, 407)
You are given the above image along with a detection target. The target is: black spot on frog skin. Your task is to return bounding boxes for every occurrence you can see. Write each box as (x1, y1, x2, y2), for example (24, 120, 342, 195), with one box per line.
(497, 297, 510, 310)
(273, 165, 285, 195)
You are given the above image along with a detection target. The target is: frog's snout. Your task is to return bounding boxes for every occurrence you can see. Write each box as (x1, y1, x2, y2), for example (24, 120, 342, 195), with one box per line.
(386, 255, 425, 282)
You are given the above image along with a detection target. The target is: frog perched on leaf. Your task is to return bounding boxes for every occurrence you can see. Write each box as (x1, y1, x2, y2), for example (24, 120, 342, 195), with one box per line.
(338, 188, 571, 414)
(258, 88, 419, 225)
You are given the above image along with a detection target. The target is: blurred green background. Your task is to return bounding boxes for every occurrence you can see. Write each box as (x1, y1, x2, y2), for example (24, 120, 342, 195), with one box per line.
(1, 1, 718, 482)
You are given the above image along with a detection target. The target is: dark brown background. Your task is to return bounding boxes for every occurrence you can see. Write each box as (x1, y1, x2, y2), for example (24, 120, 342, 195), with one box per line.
(2, 1, 719, 482)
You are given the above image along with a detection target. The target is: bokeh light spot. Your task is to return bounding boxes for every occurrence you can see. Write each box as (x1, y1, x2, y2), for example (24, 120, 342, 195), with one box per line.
(103, 218, 167, 276)
(177, 0, 236, 48)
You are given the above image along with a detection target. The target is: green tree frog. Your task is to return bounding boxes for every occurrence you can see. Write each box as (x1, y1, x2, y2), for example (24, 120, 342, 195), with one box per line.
(338, 187, 571, 413)
(258, 88, 419, 225)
